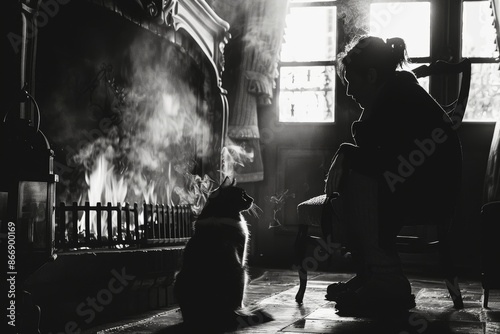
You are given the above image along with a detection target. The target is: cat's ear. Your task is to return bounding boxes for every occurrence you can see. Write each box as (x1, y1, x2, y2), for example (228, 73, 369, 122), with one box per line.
(231, 178, 237, 186)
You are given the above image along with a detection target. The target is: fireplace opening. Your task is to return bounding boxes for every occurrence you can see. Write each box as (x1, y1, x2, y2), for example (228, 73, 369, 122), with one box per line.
(32, 0, 228, 251)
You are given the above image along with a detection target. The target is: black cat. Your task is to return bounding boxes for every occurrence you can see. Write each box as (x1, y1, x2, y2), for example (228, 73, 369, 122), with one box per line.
(173, 177, 272, 332)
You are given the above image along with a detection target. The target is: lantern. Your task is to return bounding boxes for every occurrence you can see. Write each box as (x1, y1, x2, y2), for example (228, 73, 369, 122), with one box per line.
(0, 88, 58, 279)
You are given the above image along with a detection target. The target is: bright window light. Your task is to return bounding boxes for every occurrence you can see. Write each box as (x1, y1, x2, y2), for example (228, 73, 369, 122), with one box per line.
(279, 4, 336, 122)
(279, 66, 335, 123)
(462, 1, 499, 58)
(281, 6, 336, 62)
(370, 2, 431, 58)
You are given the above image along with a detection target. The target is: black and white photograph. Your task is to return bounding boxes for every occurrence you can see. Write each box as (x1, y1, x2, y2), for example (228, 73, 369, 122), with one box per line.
(1, 0, 500, 333)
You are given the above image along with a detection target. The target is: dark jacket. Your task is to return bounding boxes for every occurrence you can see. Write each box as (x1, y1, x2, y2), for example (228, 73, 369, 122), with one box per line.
(341, 70, 463, 223)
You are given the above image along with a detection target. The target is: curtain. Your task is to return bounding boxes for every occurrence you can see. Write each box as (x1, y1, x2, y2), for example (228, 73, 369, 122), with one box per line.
(484, 121, 500, 203)
(227, 0, 289, 182)
(492, 0, 500, 59)
(483, 1, 500, 202)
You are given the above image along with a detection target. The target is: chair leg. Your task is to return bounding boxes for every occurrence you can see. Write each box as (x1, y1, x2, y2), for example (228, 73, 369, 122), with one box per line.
(438, 224, 464, 309)
(444, 276, 464, 309)
(294, 225, 309, 304)
(483, 288, 489, 308)
(295, 267, 307, 304)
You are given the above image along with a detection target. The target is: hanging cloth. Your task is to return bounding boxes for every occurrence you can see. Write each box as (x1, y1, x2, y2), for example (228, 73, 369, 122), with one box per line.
(227, 0, 289, 182)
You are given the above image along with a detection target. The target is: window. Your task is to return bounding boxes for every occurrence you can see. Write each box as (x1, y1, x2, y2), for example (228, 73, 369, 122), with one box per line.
(277, 0, 500, 123)
(369, 1, 431, 91)
(278, 1, 336, 123)
(462, 0, 500, 121)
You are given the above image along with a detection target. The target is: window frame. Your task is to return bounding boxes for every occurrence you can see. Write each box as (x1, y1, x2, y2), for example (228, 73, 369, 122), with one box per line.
(276, 0, 500, 124)
(277, 0, 338, 124)
(461, 0, 500, 122)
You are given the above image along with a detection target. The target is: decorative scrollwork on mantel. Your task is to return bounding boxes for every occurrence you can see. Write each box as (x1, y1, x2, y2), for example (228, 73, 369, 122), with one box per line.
(89, 0, 230, 91)
(162, 0, 177, 27)
(168, 0, 230, 86)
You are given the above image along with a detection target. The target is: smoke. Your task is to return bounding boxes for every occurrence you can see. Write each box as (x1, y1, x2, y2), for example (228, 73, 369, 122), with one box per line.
(63, 31, 213, 207)
(338, 0, 370, 40)
(221, 138, 255, 181)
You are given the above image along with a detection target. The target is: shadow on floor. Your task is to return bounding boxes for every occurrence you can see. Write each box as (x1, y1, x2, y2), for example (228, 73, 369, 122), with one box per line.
(152, 323, 186, 334)
(285, 312, 467, 334)
(149, 312, 461, 334)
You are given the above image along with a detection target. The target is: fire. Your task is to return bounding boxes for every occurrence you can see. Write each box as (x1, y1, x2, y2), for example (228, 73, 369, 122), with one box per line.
(79, 152, 128, 239)
(76, 150, 213, 241)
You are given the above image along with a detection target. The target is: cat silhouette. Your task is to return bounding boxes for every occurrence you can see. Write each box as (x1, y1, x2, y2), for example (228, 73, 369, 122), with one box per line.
(173, 177, 272, 333)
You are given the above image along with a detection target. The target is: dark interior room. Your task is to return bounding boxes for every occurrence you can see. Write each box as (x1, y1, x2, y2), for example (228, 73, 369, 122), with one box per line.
(1, 0, 500, 333)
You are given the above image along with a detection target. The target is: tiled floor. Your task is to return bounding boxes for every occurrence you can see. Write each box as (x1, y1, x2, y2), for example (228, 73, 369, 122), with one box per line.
(84, 269, 500, 334)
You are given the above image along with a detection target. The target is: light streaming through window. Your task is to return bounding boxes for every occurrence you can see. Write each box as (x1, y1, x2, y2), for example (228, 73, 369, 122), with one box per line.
(370, 2, 431, 58)
(279, 66, 335, 123)
(462, 1, 500, 121)
(279, 4, 336, 123)
(280, 6, 336, 62)
(462, 1, 499, 58)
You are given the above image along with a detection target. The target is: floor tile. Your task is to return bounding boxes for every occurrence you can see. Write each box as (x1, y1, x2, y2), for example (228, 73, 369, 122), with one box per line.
(82, 270, 497, 334)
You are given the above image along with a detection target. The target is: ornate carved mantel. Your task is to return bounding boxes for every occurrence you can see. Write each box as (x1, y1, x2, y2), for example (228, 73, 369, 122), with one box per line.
(16, 0, 231, 183)
(88, 0, 230, 91)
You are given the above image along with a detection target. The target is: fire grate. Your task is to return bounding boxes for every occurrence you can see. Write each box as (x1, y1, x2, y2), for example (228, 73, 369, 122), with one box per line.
(56, 202, 193, 251)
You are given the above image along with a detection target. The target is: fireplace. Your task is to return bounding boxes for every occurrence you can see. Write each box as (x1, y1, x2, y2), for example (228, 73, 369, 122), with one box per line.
(0, 0, 230, 332)
(31, 0, 230, 251)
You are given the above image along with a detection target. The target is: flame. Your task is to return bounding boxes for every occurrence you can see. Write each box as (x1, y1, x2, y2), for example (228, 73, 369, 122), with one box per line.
(79, 151, 128, 239)
(164, 162, 177, 206)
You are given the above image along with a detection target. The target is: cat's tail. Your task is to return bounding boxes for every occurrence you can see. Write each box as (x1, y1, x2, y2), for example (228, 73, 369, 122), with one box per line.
(180, 304, 273, 333)
(233, 304, 274, 330)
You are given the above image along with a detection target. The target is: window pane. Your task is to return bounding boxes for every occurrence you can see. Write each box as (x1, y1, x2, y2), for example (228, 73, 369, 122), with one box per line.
(462, 1, 499, 58)
(18, 181, 48, 247)
(370, 2, 431, 58)
(279, 66, 335, 122)
(465, 63, 500, 121)
(281, 6, 336, 62)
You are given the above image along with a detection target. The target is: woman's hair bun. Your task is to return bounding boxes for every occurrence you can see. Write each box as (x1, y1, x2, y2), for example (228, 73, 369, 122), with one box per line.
(386, 37, 408, 68)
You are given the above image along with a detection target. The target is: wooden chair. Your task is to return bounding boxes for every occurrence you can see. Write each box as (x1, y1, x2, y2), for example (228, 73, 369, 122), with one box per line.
(293, 59, 471, 309)
(395, 58, 471, 309)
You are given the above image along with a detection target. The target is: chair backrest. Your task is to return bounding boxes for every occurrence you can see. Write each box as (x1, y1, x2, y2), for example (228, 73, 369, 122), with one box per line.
(411, 58, 472, 128)
(398, 59, 471, 247)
